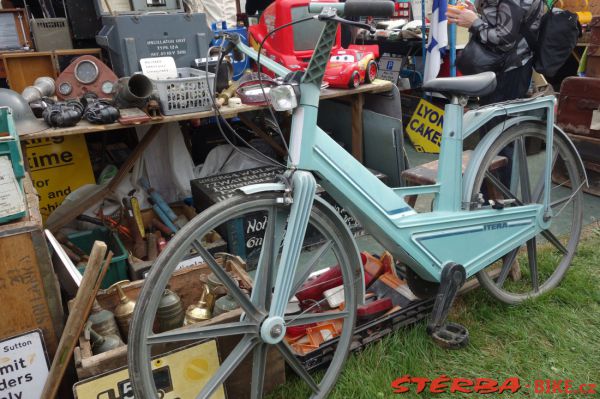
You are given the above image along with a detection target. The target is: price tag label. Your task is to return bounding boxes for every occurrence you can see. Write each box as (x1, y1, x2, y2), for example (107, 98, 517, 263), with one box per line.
(140, 57, 178, 80)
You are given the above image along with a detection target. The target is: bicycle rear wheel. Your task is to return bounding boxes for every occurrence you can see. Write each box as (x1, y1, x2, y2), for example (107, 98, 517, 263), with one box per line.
(128, 192, 361, 398)
(468, 123, 584, 304)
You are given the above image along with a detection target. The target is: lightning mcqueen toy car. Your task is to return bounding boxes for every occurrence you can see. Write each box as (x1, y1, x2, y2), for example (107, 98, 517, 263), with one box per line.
(324, 46, 379, 89)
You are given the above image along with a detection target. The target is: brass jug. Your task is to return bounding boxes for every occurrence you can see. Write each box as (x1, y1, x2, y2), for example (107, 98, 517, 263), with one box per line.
(111, 281, 136, 340)
(184, 284, 214, 325)
(88, 300, 122, 341)
(156, 289, 184, 332)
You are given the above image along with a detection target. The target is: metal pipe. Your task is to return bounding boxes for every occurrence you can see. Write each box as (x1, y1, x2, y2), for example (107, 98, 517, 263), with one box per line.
(449, 0, 457, 77)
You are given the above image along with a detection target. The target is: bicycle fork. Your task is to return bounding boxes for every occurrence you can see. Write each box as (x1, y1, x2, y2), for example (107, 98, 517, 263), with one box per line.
(260, 170, 317, 344)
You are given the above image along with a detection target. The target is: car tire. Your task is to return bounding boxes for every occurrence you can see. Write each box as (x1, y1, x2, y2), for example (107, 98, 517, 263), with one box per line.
(365, 60, 377, 83)
(349, 71, 360, 88)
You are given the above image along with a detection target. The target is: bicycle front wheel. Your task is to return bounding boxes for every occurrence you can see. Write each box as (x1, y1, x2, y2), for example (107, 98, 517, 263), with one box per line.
(469, 123, 584, 304)
(128, 192, 361, 398)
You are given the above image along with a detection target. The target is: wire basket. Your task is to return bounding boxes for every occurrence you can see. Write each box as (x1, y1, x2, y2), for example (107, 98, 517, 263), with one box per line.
(153, 68, 215, 116)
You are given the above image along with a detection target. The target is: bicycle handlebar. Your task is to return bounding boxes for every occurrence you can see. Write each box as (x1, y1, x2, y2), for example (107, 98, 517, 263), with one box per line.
(308, 0, 395, 17)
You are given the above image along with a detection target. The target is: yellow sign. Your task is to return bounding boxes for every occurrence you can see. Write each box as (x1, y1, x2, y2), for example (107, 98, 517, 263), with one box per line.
(23, 135, 95, 222)
(73, 340, 225, 399)
(405, 99, 445, 153)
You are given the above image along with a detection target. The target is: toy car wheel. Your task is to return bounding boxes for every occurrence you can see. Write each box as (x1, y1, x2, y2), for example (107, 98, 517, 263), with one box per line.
(349, 71, 361, 89)
(365, 60, 378, 83)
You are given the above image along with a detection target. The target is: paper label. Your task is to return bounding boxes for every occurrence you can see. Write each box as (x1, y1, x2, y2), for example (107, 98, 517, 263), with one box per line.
(0, 330, 49, 399)
(140, 57, 178, 80)
(591, 109, 600, 131)
(0, 156, 26, 219)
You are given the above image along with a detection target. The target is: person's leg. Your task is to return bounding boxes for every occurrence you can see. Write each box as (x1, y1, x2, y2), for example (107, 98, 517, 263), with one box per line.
(477, 60, 534, 200)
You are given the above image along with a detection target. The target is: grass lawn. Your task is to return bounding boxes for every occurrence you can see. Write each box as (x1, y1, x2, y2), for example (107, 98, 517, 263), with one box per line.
(272, 232, 600, 398)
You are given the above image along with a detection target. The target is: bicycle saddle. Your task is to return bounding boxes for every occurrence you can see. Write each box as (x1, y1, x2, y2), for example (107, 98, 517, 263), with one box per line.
(422, 72, 497, 98)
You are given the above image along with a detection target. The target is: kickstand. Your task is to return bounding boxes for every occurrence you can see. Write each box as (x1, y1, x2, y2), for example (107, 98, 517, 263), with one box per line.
(426, 262, 469, 349)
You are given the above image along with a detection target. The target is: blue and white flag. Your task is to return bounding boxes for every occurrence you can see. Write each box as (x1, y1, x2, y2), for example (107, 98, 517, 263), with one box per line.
(423, 0, 448, 82)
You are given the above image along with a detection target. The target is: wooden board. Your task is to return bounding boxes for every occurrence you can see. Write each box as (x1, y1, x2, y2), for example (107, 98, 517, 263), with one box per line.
(2, 51, 56, 92)
(0, 174, 64, 358)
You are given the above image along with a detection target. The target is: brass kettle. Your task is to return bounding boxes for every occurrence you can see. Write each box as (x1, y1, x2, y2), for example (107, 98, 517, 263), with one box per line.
(110, 281, 136, 341)
(184, 284, 214, 325)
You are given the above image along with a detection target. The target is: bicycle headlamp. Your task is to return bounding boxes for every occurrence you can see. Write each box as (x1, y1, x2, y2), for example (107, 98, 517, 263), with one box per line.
(268, 84, 298, 111)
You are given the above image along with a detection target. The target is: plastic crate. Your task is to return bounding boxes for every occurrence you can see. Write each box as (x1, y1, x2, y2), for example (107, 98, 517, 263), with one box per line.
(296, 297, 434, 371)
(153, 68, 215, 116)
(68, 227, 129, 289)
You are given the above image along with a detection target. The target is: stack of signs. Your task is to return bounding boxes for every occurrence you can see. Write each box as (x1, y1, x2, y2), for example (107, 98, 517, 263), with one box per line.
(404, 98, 445, 153)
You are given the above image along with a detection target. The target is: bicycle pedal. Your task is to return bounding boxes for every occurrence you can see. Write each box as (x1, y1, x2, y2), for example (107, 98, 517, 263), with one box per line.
(429, 322, 469, 349)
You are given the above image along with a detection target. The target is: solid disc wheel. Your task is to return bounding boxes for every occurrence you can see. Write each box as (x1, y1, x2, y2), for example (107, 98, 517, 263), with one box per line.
(365, 61, 377, 84)
(128, 192, 360, 399)
(349, 71, 360, 89)
(469, 123, 584, 304)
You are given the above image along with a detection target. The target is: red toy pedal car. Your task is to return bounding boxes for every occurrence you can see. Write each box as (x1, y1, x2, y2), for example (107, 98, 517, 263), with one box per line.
(248, 0, 380, 88)
(324, 45, 379, 88)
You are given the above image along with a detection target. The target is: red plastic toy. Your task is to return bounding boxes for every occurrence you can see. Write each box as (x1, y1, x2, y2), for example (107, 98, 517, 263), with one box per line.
(324, 45, 379, 88)
(248, 0, 380, 88)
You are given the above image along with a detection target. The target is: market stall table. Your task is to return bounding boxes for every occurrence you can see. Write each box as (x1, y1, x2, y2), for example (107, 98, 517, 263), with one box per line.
(17, 79, 393, 231)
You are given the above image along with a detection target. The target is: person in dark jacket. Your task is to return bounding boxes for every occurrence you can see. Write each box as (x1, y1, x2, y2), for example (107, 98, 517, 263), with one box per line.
(447, 0, 544, 104)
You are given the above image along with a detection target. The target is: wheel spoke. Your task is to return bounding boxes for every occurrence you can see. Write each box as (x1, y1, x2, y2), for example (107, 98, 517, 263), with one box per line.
(196, 335, 258, 399)
(192, 241, 261, 321)
(290, 240, 333, 300)
(541, 230, 568, 255)
(495, 250, 518, 288)
(484, 171, 521, 204)
(516, 137, 532, 203)
(146, 322, 257, 345)
(285, 310, 349, 327)
(550, 196, 573, 209)
(250, 343, 268, 399)
(252, 206, 288, 310)
(276, 342, 320, 394)
(527, 237, 539, 292)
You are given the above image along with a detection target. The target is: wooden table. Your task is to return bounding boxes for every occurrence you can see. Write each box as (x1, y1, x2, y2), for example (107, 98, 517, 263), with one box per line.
(19, 79, 393, 231)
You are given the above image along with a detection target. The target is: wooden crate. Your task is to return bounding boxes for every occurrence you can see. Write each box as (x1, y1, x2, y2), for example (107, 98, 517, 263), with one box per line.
(0, 174, 64, 357)
(73, 261, 286, 398)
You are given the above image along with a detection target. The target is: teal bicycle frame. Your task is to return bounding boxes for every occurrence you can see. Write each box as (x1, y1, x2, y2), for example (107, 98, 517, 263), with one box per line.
(234, 4, 569, 301)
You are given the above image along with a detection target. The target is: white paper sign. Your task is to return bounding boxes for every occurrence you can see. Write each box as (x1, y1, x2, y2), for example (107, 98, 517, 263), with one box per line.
(0, 330, 49, 399)
(0, 156, 26, 219)
(140, 57, 178, 80)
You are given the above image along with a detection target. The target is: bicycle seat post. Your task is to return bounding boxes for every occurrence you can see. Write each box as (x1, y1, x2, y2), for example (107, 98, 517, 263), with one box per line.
(434, 94, 466, 212)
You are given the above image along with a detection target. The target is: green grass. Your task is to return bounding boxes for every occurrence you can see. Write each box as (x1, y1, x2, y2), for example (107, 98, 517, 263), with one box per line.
(271, 235, 600, 399)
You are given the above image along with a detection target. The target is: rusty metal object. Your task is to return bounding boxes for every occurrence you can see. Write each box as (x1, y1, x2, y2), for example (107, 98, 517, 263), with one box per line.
(156, 289, 185, 332)
(88, 300, 122, 341)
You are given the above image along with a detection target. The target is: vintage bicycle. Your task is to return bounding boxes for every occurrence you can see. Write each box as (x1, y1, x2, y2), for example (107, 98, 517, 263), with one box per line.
(127, 2, 586, 397)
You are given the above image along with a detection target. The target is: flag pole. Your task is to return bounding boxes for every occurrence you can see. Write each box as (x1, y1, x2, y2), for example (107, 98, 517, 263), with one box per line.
(449, 0, 457, 76)
(421, 0, 427, 76)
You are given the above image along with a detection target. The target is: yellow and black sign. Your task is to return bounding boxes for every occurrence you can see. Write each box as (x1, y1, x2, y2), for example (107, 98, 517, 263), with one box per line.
(405, 99, 445, 153)
(23, 135, 95, 222)
(73, 340, 225, 399)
